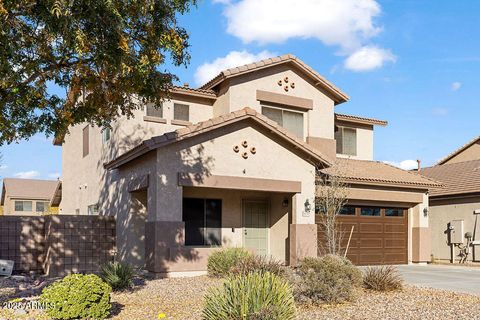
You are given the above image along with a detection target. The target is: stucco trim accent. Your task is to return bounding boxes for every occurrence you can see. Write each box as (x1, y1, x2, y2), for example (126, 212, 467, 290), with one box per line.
(256, 90, 313, 110)
(128, 175, 149, 192)
(345, 186, 424, 204)
(171, 119, 192, 126)
(178, 173, 302, 193)
(143, 116, 167, 124)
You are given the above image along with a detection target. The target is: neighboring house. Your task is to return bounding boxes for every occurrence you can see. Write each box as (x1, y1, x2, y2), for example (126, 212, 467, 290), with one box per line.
(0, 178, 61, 215)
(57, 54, 438, 276)
(421, 136, 480, 262)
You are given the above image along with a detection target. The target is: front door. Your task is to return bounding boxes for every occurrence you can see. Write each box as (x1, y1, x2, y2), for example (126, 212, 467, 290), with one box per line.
(243, 200, 269, 256)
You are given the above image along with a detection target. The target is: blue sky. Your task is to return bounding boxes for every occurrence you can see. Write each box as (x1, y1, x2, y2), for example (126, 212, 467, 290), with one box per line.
(1, 0, 480, 180)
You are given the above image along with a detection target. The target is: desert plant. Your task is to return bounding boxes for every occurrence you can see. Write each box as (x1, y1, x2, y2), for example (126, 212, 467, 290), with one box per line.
(202, 272, 296, 320)
(39, 274, 111, 320)
(229, 254, 285, 277)
(207, 247, 251, 277)
(363, 266, 403, 291)
(100, 261, 135, 291)
(291, 255, 362, 304)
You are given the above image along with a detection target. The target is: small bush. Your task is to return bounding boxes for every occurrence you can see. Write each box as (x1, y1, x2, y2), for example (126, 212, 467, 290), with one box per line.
(363, 266, 403, 291)
(207, 247, 251, 277)
(203, 272, 296, 320)
(100, 261, 135, 291)
(291, 255, 362, 304)
(229, 254, 285, 277)
(39, 274, 111, 320)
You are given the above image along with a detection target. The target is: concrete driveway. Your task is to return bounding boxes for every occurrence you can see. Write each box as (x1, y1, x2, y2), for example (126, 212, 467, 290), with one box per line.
(396, 264, 480, 295)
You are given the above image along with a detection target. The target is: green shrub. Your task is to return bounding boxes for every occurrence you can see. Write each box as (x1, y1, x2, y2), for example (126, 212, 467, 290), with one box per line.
(39, 274, 111, 320)
(363, 266, 403, 291)
(202, 272, 296, 320)
(100, 261, 135, 291)
(207, 247, 251, 277)
(229, 254, 285, 277)
(291, 255, 362, 304)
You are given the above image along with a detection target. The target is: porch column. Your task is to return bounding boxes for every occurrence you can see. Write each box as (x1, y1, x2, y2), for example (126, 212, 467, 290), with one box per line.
(289, 182, 317, 266)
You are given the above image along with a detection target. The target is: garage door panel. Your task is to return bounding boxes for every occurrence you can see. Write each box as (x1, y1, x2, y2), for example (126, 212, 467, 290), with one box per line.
(385, 238, 406, 249)
(359, 238, 383, 248)
(359, 222, 383, 233)
(359, 252, 384, 265)
(385, 223, 407, 233)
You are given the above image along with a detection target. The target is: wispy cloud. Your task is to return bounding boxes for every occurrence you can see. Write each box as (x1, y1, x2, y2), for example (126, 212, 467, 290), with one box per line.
(0, 165, 7, 170)
(432, 107, 449, 116)
(384, 160, 418, 171)
(451, 82, 462, 91)
(14, 170, 40, 179)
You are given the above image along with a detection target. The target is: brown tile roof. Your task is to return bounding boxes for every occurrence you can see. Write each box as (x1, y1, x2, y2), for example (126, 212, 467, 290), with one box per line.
(1, 178, 60, 205)
(436, 136, 480, 165)
(335, 113, 388, 127)
(104, 107, 333, 170)
(321, 158, 442, 189)
(199, 54, 349, 105)
(170, 86, 217, 100)
(421, 159, 480, 197)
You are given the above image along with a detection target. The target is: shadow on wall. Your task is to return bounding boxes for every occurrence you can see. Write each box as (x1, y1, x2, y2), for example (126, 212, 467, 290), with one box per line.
(95, 122, 216, 273)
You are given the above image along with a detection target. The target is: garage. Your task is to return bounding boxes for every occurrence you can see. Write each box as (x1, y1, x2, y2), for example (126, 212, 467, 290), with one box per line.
(317, 205, 408, 265)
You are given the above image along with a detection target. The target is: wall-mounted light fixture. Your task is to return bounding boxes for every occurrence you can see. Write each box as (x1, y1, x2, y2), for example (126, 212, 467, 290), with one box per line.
(423, 207, 428, 217)
(282, 197, 289, 208)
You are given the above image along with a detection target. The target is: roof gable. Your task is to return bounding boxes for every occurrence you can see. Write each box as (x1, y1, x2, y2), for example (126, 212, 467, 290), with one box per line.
(437, 136, 480, 165)
(105, 107, 332, 170)
(1, 178, 59, 205)
(199, 54, 349, 105)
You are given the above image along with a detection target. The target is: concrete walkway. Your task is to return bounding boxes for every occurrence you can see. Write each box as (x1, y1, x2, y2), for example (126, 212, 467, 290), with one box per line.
(396, 264, 480, 295)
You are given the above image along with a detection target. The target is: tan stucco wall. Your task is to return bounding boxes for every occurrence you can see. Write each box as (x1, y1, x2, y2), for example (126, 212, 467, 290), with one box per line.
(429, 196, 480, 262)
(442, 141, 480, 164)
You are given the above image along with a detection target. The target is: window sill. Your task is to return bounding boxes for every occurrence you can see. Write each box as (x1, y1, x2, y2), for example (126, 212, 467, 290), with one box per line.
(143, 116, 167, 124)
(171, 119, 192, 126)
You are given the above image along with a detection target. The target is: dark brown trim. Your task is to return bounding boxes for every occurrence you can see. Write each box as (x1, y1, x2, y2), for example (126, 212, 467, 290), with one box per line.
(256, 90, 313, 110)
(178, 173, 302, 193)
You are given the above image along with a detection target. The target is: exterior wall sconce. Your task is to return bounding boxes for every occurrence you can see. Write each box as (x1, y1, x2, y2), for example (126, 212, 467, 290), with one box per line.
(304, 199, 312, 213)
(282, 197, 289, 207)
(423, 207, 428, 217)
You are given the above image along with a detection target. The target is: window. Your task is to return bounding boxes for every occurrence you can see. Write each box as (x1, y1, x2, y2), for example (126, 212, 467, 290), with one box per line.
(35, 201, 49, 213)
(82, 125, 89, 157)
(88, 204, 99, 215)
(146, 104, 163, 118)
(339, 206, 356, 215)
(183, 198, 221, 246)
(174, 103, 189, 121)
(75, 208, 80, 215)
(360, 207, 381, 216)
(14, 201, 32, 212)
(262, 106, 304, 138)
(102, 127, 111, 143)
(385, 208, 405, 217)
(335, 126, 357, 156)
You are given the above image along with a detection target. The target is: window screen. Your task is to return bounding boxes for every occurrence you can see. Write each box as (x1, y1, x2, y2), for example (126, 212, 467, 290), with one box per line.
(102, 128, 111, 143)
(146, 104, 163, 118)
(88, 204, 99, 215)
(174, 103, 189, 121)
(183, 198, 222, 246)
(15, 201, 32, 212)
(82, 126, 89, 157)
(262, 106, 304, 138)
(36, 201, 49, 212)
(335, 126, 357, 156)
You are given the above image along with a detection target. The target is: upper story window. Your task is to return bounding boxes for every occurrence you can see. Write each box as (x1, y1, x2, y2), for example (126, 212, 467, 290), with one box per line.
(82, 125, 89, 157)
(146, 104, 163, 118)
(102, 127, 111, 143)
(88, 203, 99, 215)
(174, 103, 189, 122)
(15, 200, 32, 212)
(335, 126, 357, 156)
(261, 106, 304, 138)
(36, 201, 49, 213)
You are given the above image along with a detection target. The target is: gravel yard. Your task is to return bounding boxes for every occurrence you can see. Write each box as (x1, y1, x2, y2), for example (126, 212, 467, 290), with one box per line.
(2, 275, 480, 319)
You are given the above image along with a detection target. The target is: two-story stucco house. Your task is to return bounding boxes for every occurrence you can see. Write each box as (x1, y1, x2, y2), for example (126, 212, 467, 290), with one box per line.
(57, 54, 439, 276)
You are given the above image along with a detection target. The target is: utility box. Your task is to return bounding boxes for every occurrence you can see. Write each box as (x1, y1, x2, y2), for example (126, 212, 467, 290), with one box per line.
(0, 259, 14, 276)
(448, 220, 464, 244)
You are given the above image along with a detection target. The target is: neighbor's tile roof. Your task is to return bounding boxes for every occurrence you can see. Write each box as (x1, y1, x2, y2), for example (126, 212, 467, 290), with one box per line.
(321, 158, 442, 189)
(104, 107, 333, 170)
(1, 178, 59, 205)
(436, 136, 480, 165)
(335, 113, 388, 127)
(170, 86, 217, 99)
(199, 54, 349, 104)
(421, 159, 480, 197)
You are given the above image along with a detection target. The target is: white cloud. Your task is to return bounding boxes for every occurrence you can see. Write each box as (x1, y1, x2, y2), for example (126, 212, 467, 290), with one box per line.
(48, 172, 60, 179)
(194, 50, 275, 85)
(344, 46, 396, 72)
(384, 160, 418, 171)
(451, 81, 462, 91)
(0, 165, 7, 170)
(14, 170, 40, 179)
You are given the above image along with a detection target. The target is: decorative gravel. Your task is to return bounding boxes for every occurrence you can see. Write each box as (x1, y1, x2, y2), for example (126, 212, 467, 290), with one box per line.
(2, 275, 480, 319)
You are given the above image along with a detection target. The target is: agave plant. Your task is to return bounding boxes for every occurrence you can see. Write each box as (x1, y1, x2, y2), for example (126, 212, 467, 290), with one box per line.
(100, 261, 135, 291)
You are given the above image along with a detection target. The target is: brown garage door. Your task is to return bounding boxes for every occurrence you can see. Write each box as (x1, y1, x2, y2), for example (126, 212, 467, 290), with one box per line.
(316, 206, 408, 265)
